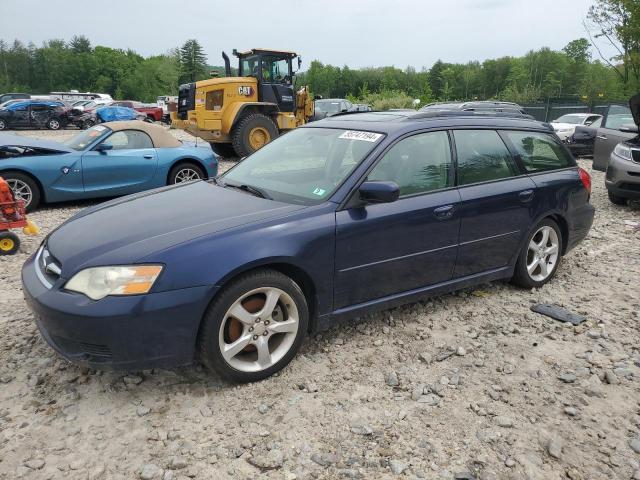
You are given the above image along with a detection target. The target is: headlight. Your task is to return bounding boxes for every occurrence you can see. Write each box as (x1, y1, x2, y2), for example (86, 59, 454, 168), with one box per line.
(65, 265, 163, 300)
(614, 143, 632, 161)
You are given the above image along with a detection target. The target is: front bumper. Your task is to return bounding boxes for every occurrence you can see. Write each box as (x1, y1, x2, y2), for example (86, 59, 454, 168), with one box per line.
(605, 153, 640, 200)
(22, 253, 216, 370)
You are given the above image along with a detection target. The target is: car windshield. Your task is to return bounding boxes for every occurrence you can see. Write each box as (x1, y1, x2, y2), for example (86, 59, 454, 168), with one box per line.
(316, 102, 341, 114)
(64, 125, 111, 151)
(554, 115, 586, 124)
(220, 127, 384, 205)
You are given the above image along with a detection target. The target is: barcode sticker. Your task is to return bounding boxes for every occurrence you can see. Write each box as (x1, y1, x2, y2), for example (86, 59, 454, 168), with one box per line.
(339, 130, 383, 142)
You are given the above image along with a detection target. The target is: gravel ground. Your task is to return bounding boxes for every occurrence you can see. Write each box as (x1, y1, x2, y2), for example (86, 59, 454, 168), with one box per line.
(1, 130, 639, 480)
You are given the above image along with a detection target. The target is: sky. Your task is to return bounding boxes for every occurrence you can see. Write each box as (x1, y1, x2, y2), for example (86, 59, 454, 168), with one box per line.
(0, 0, 610, 69)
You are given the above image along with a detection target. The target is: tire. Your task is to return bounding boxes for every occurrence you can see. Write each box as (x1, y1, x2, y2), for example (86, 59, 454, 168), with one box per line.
(0, 231, 20, 255)
(3, 172, 41, 211)
(210, 143, 237, 158)
(0, 119, 6, 130)
(607, 190, 627, 205)
(231, 113, 279, 158)
(198, 269, 309, 383)
(46, 118, 61, 130)
(511, 219, 562, 289)
(168, 162, 205, 184)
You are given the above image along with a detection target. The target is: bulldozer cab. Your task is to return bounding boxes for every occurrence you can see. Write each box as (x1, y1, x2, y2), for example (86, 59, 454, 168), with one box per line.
(235, 49, 298, 113)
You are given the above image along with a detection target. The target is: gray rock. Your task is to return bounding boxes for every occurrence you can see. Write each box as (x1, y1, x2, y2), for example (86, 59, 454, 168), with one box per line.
(564, 407, 578, 417)
(629, 437, 640, 454)
(124, 375, 143, 385)
(454, 473, 477, 480)
(168, 457, 188, 469)
(417, 394, 440, 406)
(502, 363, 515, 374)
(137, 406, 151, 417)
(547, 436, 564, 459)
(351, 423, 374, 435)
(386, 371, 399, 387)
(24, 458, 45, 470)
(311, 453, 338, 467)
(247, 449, 284, 470)
(495, 416, 514, 428)
(633, 469, 640, 480)
(305, 381, 319, 392)
(389, 460, 407, 474)
(557, 373, 577, 384)
(604, 370, 619, 385)
(200, 405, 213, 417)
(258, 403, 269, 414)
(411, 384, 426, 401)
(418, 352, 433, 364)
(456, 346, 467, 356)
(140, 464, 163, 480)
(504, 458, 516, 468)
(88, 465, 106, 480)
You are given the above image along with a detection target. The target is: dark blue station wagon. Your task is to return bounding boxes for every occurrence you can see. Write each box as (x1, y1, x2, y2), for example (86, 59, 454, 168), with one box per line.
(22, 111, 595, 382)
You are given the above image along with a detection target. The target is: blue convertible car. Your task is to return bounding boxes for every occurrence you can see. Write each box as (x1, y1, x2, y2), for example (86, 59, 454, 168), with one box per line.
(0, 121, 217, 210)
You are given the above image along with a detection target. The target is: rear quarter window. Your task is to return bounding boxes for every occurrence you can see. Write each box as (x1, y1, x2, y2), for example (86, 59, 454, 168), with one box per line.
(502, 131, 573, 172)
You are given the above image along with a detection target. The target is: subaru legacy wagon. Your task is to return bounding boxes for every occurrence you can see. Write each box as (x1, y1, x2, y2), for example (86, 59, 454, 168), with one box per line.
(22, 111, 595, 382)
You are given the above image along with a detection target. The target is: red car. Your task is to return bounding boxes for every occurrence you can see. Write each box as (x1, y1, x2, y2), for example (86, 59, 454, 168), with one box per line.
(111, 101, 163, 122)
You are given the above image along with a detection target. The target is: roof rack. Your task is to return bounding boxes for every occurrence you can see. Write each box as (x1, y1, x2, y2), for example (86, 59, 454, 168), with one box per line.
(408, 110, 536, 121)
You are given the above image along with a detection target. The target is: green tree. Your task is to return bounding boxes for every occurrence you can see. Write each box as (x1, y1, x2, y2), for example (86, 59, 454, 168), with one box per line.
(179, 39, 207, 83)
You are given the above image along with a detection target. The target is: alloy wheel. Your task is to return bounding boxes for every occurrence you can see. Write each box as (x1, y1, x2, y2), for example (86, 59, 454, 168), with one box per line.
(0, 120, 6, 130)
(218, 287, 299, 373)
(48, 119, 60, 130)
(174, 168, 201, 183)
(7, 179, 32, 208)
(526, 225, 559, 282)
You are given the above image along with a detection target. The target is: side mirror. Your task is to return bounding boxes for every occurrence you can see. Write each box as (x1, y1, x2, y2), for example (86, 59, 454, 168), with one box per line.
(313, 94, 323, 101)
(358, 181, 400, 204)
(619, 124, 639, 133)
(95, 143, 113, 153)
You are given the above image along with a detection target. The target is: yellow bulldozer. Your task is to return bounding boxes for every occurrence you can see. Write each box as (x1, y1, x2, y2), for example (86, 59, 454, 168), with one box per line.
(171, 48, 315, 158)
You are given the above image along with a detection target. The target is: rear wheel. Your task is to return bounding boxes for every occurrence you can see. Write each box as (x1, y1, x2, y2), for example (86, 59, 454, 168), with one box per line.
(0, 119, 6, 130)
(168, 162, 205, 184)
(210, 143, 237, 158)
(0, 231, 20, 255)
(4, 172, 40, 211)
(46, 118, 61, 130)
(198, 269, 308, 383)
(231, 113, 279, 158)
(512, 219, 562, 288)
(607, 190, 628, 205)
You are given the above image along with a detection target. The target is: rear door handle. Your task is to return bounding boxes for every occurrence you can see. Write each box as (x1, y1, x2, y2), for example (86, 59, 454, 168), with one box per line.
(143, 154, 154, 159)
(519, 189, 535, 203)
(434, 205, 455, 219)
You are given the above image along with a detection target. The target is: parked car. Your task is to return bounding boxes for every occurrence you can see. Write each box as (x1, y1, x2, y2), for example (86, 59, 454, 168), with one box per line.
(313, 98, 354, 120)
(0, 100, 69, 131)
(352, 103, 372, 112)
(21, 110, 594, 382)
(111, 101, 164, 122)
(0, 121, 217, 210)
(604, 94, 640, 205)
(592, 102, 637, 171)
(0, 92, 30, 104)
(550, 113, 602, 142)
(567, 117, 602, 157)
(420, 101, 530, 117)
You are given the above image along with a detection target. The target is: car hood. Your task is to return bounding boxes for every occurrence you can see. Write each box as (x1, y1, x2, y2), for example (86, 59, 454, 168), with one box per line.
(47, 181, 306, 277)
(0, 132, 75, 153)
(550, 122, 577, 131)
(630, 94, 640, 126)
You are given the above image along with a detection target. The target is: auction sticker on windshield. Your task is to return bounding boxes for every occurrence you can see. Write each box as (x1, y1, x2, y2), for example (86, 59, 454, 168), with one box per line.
(339, 131, 383, 142)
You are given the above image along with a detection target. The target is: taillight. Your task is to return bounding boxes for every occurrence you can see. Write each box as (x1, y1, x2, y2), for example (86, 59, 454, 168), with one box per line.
(579, 167, 591, 194)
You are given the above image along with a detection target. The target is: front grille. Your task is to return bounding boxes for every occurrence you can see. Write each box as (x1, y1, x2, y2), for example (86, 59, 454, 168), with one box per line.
(36, 245, 61, 288)
(619, 182, 640, 192)
(51, 335, 113, 361)
(177, 82, 195, 120)
(632, 149, 640, 163)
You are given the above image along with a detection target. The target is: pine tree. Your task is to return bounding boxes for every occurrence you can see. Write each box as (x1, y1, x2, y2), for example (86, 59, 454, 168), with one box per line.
(179, 39, 207, 83)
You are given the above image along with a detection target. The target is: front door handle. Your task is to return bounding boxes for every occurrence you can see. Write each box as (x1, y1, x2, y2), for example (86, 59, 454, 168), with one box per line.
(596, 135, 607, 140)
(434, 205, 455, 219)
(143, 154, 154, 159)
(519, 189, 535, 203)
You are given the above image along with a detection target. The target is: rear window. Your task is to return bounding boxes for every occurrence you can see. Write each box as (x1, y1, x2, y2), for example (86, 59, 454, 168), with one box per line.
(502, 131, 573, 172)
(453, 130, 517, 186)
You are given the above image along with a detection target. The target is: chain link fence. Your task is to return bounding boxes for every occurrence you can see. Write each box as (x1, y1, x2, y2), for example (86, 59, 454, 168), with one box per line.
(522, 101, 618, 122)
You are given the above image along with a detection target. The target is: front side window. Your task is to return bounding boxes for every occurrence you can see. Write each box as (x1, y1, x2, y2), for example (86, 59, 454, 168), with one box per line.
(503, 131, 573, 173)
(240, 55, 259, 78)
(102, 130, 153, 150)
(262, 56, 289, 84)
(604, 105, 634, 129)
(368, 131, 452, 196)
(221, 128, 383, 205)
(454, 130, 516, 186)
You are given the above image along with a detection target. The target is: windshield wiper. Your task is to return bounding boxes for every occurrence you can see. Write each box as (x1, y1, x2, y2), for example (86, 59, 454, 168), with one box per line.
(220, 181, 272, 200)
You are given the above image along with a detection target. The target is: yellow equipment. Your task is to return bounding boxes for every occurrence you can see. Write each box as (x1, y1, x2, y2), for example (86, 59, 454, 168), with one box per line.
(171, 48, 314, 158)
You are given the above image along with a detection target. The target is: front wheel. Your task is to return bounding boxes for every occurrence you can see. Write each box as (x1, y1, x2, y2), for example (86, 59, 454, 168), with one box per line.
(0, 231, 20, 255)
(4, 172, 41, 211)
(511, 219, 562, 289)
(607, 190, 628, 205)
(0, 119, 7, 130)
(198, 269, 309, 383)
(168, 162, 205, 184)
(46, 118, 61, 130)
(231, 113, 279, 158)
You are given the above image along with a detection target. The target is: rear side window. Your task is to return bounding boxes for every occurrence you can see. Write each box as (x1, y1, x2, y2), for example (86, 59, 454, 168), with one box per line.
(368, 131, 452, 196)
(453, 130, 516, 186)
(503, 131, 573, 172)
